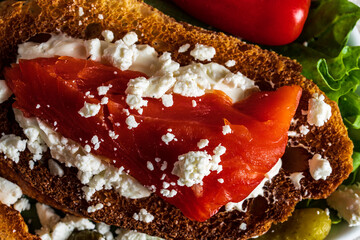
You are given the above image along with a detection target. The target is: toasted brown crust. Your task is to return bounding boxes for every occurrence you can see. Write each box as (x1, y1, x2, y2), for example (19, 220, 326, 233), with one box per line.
(0, 0, 353, 239)
(0, 203, 40, 240)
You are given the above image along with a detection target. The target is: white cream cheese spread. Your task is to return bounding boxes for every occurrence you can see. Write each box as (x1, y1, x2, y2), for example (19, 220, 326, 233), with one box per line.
(14, 108, 151, 200)
(327, 184, 360, 226)
(225, 159, 283, 212)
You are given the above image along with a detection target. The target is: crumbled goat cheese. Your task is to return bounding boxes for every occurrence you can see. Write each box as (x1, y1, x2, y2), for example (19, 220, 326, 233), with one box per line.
(147, 161, 154, 171)
(91, 135, 101, 150)
(327, 184, 360, 226)
(36, 204, 95, 240)
(307, 93, 332, 127)
(14, 113, 48, 161)
(178, 43, 190, 53)
(160, 189, 177, 198)
(78, 7, 84, 16)
(96, 222, 114, 240)
(225, 60, 236, 68)
(161, 94, 174, 107)
(218, 178, 224, 184)
(0, 80, 13, 104)
(192, 100, 197, 107)
(161, 132, 176, 145)
(288, 172, 304, 190)
(108, 130, 119, 140)
(13, 198, 30, 212)
(0, 134, 27, 163)
(115, 229, 161, 240)
(101, 30, 114, 43)
(172, 145, 226, 187)
(239, 223, 247, 231)
(122, 31, 138, 46)
(299, 125, 310, 135)
(125, 115, 139, 129)
(87, 203, 104, 213)
(287, 131, 299, 137)
(160, 161, 167, 171)
(222, 125, 232, 135)
(97, 85, 112, 95)
(19, 34, 258, 104)
(14, 110, 150, 201)
(308, 154, 332, 180)
(48, 159, 64, 177)
(78, 102, 101, 118)
(98, 14, 104, 20)
(126, 94, 148, 110)
(101, 97, 109, 105)
(85, 38, 102, 61)
(225, 159, 282, 212)
(197, 139, 209, 149)
(36, 203, 61, 229)
(0, 177, 22, 206)
(190, 43, 216, 61)
(133, 209, 154, 223)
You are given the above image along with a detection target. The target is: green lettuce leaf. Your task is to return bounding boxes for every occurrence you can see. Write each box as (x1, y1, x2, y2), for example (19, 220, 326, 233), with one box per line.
(299, 0, 360, 57)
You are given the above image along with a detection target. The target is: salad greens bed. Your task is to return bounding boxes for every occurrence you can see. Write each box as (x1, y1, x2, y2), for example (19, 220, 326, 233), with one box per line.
(15, 0, 360, 238)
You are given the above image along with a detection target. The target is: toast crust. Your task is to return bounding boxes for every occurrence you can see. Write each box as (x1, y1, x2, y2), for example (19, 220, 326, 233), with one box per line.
(0, 203, 40, 240)
(0, 0, 353, 239)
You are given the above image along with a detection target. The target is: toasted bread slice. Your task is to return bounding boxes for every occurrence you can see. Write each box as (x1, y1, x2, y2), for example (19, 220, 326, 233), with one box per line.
(0, 203, 40, 240)
(0, 0, 353, 239)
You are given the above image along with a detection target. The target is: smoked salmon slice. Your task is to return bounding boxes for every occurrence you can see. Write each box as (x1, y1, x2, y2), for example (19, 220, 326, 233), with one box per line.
(5, 56, 302, 221)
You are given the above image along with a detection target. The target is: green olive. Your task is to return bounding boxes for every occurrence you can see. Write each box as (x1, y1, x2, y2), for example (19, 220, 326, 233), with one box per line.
(67, 230, 103, 240)
(258, 208, 331, 240)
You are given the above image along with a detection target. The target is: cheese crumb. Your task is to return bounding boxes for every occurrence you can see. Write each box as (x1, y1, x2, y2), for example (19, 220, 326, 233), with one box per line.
(133, 209, 154, 223)
(101, 30, 114, 43)
(0, 134, 27, 163)
(299, 125, 310, 135)
(78, 7, 84, 16)
(48, 159, 64, 177)
(160, 189, 177, 198)
(172, 145, 226, 187)
(161, 132, 176, 145)
(190, 44, 216, 61)
(192, 100, 197, 107)
(308, 154, 332, 180)
(87, 203, 104, 213)
(147, 161, 154, 171)
(98, 14, 104, 20)
(0, 80, 13, 104)
(161, 94, 174, 107)
(307, 93, 332, 127)
(218, 178, 224, 183)
(0, 177, 22, 206)
(78, 102, 101, 118)
(178, 43, 190, 53)
(122, 32, 138, 46)
(97, 85, 112, 96)
(125, 115, 139, 129)
(239, 223, 247, 231)
(327, 184, 360, 226)
(100, 97, 108, 105)
(222, 125, 232, 135)
(225, 60, 236, 68)
(197, 139, 209, 149)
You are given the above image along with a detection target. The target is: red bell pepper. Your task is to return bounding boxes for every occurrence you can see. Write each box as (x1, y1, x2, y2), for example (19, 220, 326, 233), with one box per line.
(172, 0, 311, 45)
